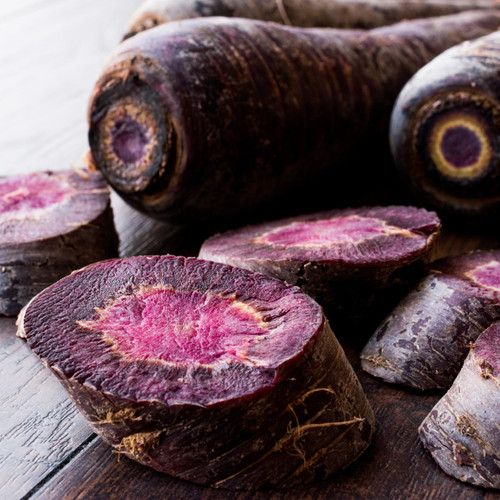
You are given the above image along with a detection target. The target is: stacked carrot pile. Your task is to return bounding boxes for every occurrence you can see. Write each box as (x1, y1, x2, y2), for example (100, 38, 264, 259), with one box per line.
(7, 0, 500, 491)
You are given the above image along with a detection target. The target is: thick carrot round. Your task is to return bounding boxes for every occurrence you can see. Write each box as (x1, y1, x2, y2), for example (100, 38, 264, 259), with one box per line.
(89, 13, 500, 222)
(390, 31, 500, 224)
(199, 205, 440, 334)
(124, 0, 500, 39)
(0, 170, 118, 315)
(19, 255, 375, 490)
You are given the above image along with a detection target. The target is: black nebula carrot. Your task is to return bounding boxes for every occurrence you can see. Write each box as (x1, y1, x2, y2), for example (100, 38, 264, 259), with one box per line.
(390, 31, 500, 224)
(88, 13, 500, 223)
(124, 0, 500, 39)
(0, 169, 118, 316)
(199, 206, 440, 333)
(419, 323, 500, 489)
(18, 255, 375, 490)
(361, 250, 500, 390)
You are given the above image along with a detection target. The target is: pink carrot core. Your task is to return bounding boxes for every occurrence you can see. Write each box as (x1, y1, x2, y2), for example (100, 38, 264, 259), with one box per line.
(467, 260, 500, 292)
(0, 173, 72, 221)
(258, 215, 415, 248)
(80, 286, 270, 366)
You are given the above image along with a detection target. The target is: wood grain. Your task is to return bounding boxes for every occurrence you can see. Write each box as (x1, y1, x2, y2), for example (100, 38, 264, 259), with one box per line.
(0, 318, 91, 499)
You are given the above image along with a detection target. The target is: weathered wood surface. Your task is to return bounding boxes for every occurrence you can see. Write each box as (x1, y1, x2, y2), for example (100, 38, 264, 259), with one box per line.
(0, 1, 500, 500)
(0, 318, 91, 499)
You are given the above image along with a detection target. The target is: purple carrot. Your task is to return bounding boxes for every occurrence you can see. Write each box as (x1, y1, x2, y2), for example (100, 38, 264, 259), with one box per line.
(124, 0, 500, 39)
(19, 255, 375, 490)
(419, 323, 500, 489)
(361, 250, 500, 390)
(0, 169, 118, 316)
(390, 30, 500, 224)
(199, 205, 440, 332)
(88, 12, 500, 223)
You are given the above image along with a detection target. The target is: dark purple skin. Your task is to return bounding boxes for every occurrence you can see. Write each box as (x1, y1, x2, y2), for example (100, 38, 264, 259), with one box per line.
(0, 169, 118, 316)
(390, 31, 500, 225)
(124, 0, 500, 39)
(88, 12, 500, 223)
(419, 323, 500, 489)
(199, 206, 441, 335)
(361, 250, 500, 390)
(19, 255, 375, 490)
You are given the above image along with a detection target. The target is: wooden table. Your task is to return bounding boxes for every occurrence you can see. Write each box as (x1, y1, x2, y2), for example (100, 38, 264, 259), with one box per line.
(0, 2, 499, 499)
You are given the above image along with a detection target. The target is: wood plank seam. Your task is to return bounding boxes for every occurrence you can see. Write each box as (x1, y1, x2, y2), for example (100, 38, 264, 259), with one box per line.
(20, 434, 97, 500)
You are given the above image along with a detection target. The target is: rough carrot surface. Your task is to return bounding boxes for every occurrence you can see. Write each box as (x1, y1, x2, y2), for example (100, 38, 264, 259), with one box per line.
(0, 170, 118, 316)
(419, 323, 500, 489)
(124, 0, 500, 39)
(199, 206, 440, 333)
(19, 255, 375, 490)
(390, 31, 500, 224)
(361, 250, 500, 390)
(88, 12, 500, 222)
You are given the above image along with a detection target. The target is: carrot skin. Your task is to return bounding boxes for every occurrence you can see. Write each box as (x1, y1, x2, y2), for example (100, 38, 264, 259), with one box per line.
(124, 0, 500, 39)
(390, 31, 500, 224)
(361, 250, 500, 390)
(89, 13, 500, 222)
(419, 323, 500, 489)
